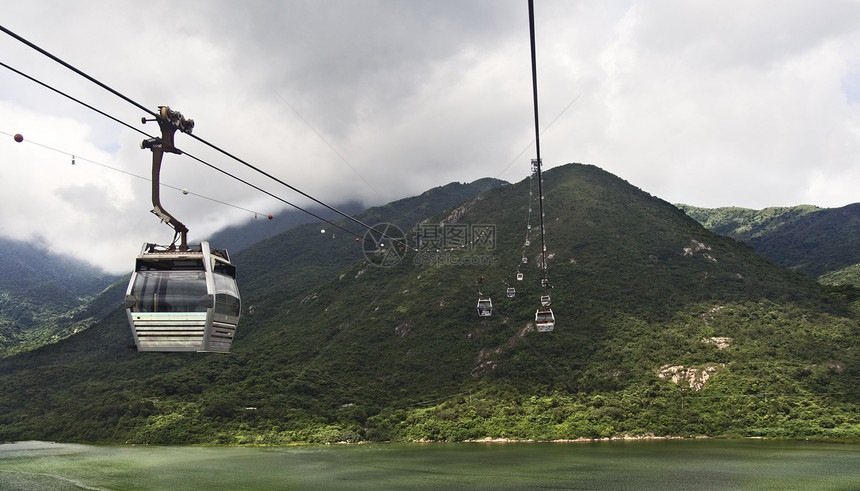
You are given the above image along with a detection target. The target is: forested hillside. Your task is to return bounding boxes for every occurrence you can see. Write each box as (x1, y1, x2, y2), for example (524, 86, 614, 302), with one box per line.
(233, 177, 507, 300)
(0, 237, 118, 356)
(678, 203, 860, 286)
(0, 179, 503, 358)
(0, 165, 856, 444)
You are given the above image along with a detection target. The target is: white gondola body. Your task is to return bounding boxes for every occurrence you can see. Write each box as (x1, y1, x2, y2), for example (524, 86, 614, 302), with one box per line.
(477, 298, 493, 317)
(535, 309, 555, 332)
(125, 241, 240, 352)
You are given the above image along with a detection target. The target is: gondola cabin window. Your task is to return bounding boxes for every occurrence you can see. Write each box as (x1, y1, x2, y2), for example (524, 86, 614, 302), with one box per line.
(213, 272, 241, 321)
(129, 270, 208, 313)
(129, 258, 208, 313)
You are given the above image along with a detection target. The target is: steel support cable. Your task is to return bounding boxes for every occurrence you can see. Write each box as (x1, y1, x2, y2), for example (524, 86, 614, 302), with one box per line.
(1, 129, 269, 217)
(0, 60, 151, 139)
(464, 278, 571, 389)
(279, 95, 385, 202)
(528, 0, 550, 289)
(0, 60, 364, 240)
(0, 23, 411, 250)
(184, 130, 411, 249)
(495, 93, 580, 180)
(0, 24, 157, 119)
(178, 150, 364, 239)
(518, 168, 535, 276)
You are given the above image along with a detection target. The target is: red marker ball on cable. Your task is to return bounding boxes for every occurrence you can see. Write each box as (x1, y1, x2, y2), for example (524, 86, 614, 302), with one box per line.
(13, 134, 23, 143)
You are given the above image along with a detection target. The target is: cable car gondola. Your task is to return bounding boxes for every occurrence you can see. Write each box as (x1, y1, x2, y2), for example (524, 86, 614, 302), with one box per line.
(125, 241, 240, 352)
(127, 105, 241, 352)
(506, 287, 516, 298)
(535, 309, 555, 332)
(540, 294, 551, 306)
(477, 297, 493, 317)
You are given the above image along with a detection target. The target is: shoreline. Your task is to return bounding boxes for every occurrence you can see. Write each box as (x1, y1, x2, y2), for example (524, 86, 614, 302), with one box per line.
(456, 434, 711, 443)
(5, 434, 858, 447)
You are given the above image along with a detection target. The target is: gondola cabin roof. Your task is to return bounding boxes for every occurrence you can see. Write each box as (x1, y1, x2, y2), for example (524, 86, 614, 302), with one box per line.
(136, 243, 236, 278)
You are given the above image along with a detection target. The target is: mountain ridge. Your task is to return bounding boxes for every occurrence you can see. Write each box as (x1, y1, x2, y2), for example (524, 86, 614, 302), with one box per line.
(0, 178, 506, 357)
(678, 203, 860, 283)
(0, 237, 118, 356)
(0, 164, 856, 443)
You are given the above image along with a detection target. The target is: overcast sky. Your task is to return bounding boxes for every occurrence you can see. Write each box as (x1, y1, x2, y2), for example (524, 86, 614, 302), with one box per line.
(2, 0, 860, 274)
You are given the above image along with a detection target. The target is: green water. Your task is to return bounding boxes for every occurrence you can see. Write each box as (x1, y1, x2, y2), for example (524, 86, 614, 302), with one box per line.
(1, 440, 858, 490)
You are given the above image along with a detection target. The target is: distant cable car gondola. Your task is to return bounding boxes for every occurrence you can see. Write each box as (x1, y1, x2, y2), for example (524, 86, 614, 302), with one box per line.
(535, 309, 555, 332)
(516, 273, 524, 281)
(541, 294, 551, 306)
(125, 241, 240, 352)
(507, 287, 516, 298)
(477, 297, 493, 317)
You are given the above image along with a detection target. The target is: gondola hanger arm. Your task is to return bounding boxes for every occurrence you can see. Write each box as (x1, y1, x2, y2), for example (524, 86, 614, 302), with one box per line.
(141, 106, 194, 250)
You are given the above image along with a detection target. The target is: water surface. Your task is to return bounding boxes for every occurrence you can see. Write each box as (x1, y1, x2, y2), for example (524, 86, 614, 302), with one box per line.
(1, 439, 858, 489)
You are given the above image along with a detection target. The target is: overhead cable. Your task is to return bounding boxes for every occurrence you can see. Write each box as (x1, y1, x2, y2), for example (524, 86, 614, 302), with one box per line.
(0, 23, 409, 248)
(0, 52, 365, 240)
(2, 129, 270, 218)
(528, 0, 550, 284)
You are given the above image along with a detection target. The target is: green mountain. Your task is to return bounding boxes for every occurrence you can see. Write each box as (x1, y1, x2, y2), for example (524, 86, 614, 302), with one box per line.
(234, 177, 507, 300)
(0, 179, 502, 358)
(0, 238, 118, 356)
(0, 165, 856, 444)
(678, 203, 860, 285)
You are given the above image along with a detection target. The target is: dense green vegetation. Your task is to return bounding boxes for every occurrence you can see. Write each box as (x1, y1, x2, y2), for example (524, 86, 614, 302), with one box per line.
(0, 165, 857, 444)
(679, 203, 860, 286)
(0, 179, 502, 357)
(233, 177, 506, 300)
(0, 238, 118, 356)
(820, 264, 860, 288)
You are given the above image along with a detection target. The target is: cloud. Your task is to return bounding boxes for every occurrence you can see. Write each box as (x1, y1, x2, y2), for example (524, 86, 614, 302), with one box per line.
(562, 0, 860, 208)
(2, 0, 860, 274)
